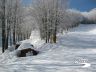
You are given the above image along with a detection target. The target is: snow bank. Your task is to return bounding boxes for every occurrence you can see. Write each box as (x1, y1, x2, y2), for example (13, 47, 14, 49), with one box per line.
(0, 24, 96, 72)
(88, 28, 96, 34)
(17, 43, 33, 50)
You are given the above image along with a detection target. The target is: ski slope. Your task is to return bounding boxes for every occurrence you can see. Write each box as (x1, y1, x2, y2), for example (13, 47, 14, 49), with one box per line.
(0, 24, 96, 72)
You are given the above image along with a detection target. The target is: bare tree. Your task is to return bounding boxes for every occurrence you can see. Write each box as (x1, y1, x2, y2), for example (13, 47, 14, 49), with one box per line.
(0, 0, 23, 53)
(32, 0, 69, 43)
(0, 0, 6, 52)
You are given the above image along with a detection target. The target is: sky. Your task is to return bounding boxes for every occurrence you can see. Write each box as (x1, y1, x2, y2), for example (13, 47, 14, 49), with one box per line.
(22, 0, 96, 11)
(70, 0, 96, 11)
(22, 0, 32, 6)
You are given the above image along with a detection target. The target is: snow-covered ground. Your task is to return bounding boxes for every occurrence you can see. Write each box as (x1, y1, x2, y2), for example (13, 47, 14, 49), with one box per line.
(0, 24, 96, 72)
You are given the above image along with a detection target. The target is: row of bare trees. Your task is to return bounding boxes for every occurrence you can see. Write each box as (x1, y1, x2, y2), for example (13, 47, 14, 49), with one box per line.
(31, 0, 82, 43)
(0, 0, 83, 53)
(0, 0, 32, 53)
(31, 0, 68, 43)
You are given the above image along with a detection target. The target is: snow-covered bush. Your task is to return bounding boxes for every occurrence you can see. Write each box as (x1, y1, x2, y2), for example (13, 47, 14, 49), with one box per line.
(81, 8, 96, 24)
(59, 9, 83, 33)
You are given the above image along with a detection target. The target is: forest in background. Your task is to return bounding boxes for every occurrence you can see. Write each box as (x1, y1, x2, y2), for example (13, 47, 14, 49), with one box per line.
(0, 0, 96, 53)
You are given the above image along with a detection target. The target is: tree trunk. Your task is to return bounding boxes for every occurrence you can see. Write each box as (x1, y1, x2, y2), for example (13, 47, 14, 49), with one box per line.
(10, 30, 12, 46)
(53, 32, 57, 43)
(1, 0, 6, 53)
(4, 34, 9, 50)
(13, 29, 16, 45)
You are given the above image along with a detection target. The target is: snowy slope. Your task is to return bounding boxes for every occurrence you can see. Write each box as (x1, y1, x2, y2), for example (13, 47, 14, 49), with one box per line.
(0, 24, 96, 72)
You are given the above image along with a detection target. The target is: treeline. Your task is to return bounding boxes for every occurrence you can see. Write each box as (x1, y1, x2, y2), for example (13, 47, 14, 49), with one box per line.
(0, 0, 32, 53)
(81, 8, 96, 24)
(1, 0, 94, 53)
(30, 0, 82, 43)
(66, 8, 96, 24)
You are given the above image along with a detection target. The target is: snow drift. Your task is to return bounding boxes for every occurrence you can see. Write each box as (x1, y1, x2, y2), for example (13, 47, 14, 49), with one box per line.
(0, 24, 96, 72)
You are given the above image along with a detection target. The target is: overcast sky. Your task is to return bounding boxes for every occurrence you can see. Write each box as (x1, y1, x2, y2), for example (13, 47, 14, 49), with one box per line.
(23, 0, 96, 11)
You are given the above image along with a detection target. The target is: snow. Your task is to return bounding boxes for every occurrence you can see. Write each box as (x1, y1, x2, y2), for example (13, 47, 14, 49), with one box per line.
(0, 24, 96, 72)
(17, 43, 33, 50)
(81, 63, 91, 68)
(89, 28, 96, 34)
(81, 8, 96, 22)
